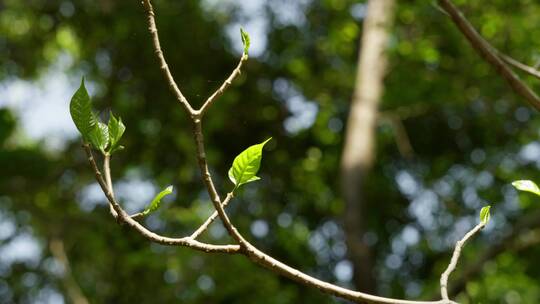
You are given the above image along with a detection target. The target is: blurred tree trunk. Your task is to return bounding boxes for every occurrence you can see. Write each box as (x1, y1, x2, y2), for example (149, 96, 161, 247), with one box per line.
(340, 0, 395, 293)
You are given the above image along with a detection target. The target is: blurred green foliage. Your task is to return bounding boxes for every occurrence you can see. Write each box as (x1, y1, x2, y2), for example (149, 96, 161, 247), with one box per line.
(1, 0, 540, 303)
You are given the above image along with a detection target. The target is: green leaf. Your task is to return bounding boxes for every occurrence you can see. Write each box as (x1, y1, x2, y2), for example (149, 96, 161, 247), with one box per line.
(88, 122, 109, 153)
(479, 205, 491, 225)
(142, 185, 173, 216)
(69, 77, 97, 139)
(512, 180, 540, 196)
(108, 112, 126, 152)
(228, 138, 271, 188)
(240, 27, 250, 55)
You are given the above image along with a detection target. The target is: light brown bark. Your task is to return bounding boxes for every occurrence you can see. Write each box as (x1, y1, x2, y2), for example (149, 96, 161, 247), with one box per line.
(341, 0, 395, 293)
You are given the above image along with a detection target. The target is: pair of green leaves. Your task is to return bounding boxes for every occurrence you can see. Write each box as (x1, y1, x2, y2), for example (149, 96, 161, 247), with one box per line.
(476, 178, 540, 226)
(69, 78, 125, 154)
(141, 136, 271, 216)
(140, 138, 271, 217)
(480, 179, 540, 226)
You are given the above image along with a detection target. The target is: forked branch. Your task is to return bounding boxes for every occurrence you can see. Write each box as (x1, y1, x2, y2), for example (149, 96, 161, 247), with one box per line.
(83, 143, 240, 253)
(78, 1, 495, 303)
(190, 192, 234, 239)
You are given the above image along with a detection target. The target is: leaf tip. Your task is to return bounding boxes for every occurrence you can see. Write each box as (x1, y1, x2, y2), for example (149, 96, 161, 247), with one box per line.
(79, 76, 87, 91)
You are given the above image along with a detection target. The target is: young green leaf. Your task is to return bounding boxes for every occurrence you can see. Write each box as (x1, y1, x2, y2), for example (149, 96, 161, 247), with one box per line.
(88, 122, 109, 153)
(512, 180, 540, 196)
(108, 112, 126, 152)
(69, 77, 97, 139)
(142, 185, 173, 216)
(228, 138, 271, 188)
(240, 28, 250, 55)
(479, 205, 491, 225)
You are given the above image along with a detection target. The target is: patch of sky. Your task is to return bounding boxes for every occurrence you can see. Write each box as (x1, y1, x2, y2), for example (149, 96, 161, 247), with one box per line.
(273, 78, 318, 134)
(0, 54, 84, 151)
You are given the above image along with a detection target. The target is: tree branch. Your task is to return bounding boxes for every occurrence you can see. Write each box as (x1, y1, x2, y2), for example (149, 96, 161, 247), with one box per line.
(191, 119, 249, 247)
(437, 0, 540, 111)
(199, 54, 248, 117)
(129, 211, 145, 221)
(446, 210, 540, 297)
(79, 1, 502, 303)
(89, 115, 453, 304)
(141, 0, 195, 115)
(440, 221, 485, 301)
(188, 121, 447, 303)
(83, 144, 240, 253)
(189, 65, 448, 304)
(103, 154, 118, 219)
(190, 192, 234, 239)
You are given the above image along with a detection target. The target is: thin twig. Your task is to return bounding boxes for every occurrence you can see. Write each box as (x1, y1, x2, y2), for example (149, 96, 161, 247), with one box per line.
(444, 210, 540, 297)
(191, 119, 248, 246)
(83, 144, 240, 253)
(438, 0, 540, 111)
(104, 153, 157, 221)
(141, 0, 195, 115)
(198, 54, 248, 116)
(130, 212, 145, 221)
(103, 154, 118, 219)
(498, 52, 540, 80)
(190, 192, 234, 239)
(440, 222, 485, 301)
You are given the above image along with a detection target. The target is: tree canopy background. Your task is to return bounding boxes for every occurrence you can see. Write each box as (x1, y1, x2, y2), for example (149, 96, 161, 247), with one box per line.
(1, 0, 540, 303)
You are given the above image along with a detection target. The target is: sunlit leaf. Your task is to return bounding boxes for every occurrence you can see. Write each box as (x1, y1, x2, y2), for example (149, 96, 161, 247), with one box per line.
(228, 138, 271, 188)
(512, 180, 540, 196)
(479, 205, 491, 225)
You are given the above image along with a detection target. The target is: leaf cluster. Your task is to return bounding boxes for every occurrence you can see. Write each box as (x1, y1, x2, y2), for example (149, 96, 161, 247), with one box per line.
(69, 78, 126, 154)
